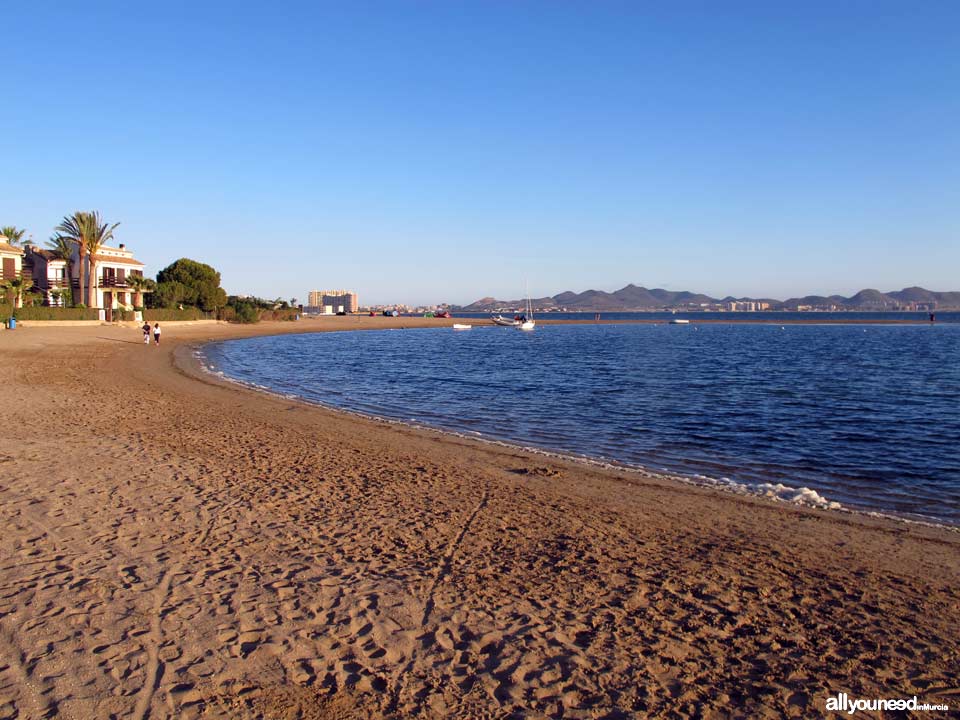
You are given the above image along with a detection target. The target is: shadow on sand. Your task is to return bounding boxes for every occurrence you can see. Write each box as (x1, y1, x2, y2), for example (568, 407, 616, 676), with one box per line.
(96, 336, 145, 345)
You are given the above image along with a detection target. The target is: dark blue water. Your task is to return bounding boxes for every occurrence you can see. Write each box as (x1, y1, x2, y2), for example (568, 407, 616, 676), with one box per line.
(202, 324, 960, 525)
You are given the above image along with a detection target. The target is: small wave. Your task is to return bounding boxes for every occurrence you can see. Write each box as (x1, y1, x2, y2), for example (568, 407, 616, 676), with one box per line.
(692, 475, 841, 510)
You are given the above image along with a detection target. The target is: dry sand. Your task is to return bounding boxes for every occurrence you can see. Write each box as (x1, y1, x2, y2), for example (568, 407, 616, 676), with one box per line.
(0, 317, 958, 719)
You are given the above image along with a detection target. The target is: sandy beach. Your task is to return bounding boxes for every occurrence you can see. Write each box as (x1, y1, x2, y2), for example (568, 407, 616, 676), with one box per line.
(1, 317, 958, 719)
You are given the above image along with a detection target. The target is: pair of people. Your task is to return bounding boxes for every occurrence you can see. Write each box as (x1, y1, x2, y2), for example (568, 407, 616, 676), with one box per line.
(141, 321, 162, 345)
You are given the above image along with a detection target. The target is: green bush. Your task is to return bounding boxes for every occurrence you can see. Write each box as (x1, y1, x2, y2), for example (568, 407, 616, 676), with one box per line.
(142, 308, 213, 322)
(233, 303, 260, 323)
(13, 307, 100, 321)
(260, 308, 299, 322)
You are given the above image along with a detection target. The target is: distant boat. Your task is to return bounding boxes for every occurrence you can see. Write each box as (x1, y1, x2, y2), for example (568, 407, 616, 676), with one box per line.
(453, 323, 472, 330)
(491, 314, 520, 327)
(669, 319, 690, 325)
(518, 282, 536, 331)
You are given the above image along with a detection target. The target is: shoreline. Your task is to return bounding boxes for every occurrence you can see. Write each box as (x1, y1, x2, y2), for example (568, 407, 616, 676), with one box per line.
(187, 335, 959, 533)
(2, 319, 958, 718)
(191, 318, 960, 533)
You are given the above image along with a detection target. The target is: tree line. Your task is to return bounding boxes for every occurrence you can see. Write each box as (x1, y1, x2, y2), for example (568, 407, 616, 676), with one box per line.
(1, 213, 242, 318)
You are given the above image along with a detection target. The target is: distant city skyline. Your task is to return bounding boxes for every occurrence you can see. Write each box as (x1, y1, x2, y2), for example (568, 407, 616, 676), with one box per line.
(3, 2, 957, 306)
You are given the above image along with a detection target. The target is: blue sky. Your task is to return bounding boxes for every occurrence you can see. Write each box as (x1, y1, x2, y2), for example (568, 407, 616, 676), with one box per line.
(3, 1, 957, 305)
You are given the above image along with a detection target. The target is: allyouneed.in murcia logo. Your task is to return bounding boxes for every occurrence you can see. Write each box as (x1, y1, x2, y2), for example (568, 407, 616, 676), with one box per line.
(825, 692, 949, 714)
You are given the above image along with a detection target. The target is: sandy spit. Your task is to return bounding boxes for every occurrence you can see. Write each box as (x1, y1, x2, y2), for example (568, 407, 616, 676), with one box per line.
(0, 317, 957, 719)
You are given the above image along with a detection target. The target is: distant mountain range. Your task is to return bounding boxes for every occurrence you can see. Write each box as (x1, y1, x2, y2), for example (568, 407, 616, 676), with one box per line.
(460, 285, 960, 311)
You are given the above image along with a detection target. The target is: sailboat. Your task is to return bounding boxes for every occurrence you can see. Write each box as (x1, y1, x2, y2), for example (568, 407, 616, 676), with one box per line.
(517, 284, 535, 331)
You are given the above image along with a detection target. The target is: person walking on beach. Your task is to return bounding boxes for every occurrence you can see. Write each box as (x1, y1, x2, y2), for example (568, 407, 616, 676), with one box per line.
(142, 320, 151, 344)
(153, 323, 161, 345)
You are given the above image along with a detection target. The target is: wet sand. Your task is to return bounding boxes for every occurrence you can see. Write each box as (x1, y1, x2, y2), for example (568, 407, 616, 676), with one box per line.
(0, 317, 957, 719)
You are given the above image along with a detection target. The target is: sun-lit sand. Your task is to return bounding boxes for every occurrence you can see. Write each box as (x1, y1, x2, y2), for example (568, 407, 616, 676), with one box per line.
(1, 318, 957, 718)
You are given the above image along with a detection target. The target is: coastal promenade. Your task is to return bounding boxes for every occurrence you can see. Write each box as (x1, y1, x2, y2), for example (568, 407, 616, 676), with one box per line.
(1, 318, 957, 718)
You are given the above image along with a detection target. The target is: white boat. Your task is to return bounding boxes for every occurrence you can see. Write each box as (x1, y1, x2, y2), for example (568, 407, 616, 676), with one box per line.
(491, 314, 520, 327)
(669, 319, 690, 325)
(517, 283, 535, 331)
(453, 323, 472, 330)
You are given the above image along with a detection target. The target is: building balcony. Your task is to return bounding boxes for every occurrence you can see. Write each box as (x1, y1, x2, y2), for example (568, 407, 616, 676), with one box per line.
(99, 277, 131, 288)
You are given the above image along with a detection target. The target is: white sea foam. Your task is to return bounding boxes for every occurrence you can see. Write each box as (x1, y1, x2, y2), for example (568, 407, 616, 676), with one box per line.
(692, 475, 842, 509)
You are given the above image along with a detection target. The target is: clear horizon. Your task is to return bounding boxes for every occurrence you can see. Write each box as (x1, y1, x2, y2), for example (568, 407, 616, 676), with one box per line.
(3, 1, 957, 306)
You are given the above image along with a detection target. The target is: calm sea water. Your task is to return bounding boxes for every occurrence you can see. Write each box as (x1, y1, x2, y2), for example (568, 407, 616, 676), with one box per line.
(202, 323, 960, 525)
(451, 310, 960, 323)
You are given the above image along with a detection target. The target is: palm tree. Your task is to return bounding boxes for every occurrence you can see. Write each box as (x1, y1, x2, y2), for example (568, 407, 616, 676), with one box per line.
(81, 212, 120, 308)
(0, 226, 26, 246)
(126, 274, 156, 308)
(0, 278, 15, 312)
(46, 233, 75, 260)
(54, 212, 120, 308)
(54, 213, 91, 307)
(0, 275, 35, 310)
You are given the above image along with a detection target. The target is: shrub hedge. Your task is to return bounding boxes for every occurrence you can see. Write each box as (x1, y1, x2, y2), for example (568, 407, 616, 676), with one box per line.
(142, 308, 213, 321)
(259, 308, 300, 322)
(12, 307, 100, 321)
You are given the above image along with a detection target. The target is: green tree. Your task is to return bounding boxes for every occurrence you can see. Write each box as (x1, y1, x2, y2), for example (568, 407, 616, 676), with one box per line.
(152, 280, 197, 308)
(81, 212, 119, 308)
(54, 211, 119, 309)
(1, 226, 31, 311)
(54, 214, 89, 307)
(231, 298, 260, 323)
(126, 274, 156, 309)
(1, 226, 26, 246)
(154, 258, 227, 311)
(49, 288, 67, 307)
(0, 275, 37, 312)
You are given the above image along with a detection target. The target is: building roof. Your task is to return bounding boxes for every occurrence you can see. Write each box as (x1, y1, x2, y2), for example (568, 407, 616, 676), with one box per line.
(92, 254, 145, 267)
(27, 248, 67, 263)
(0, 242, 25, 255)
